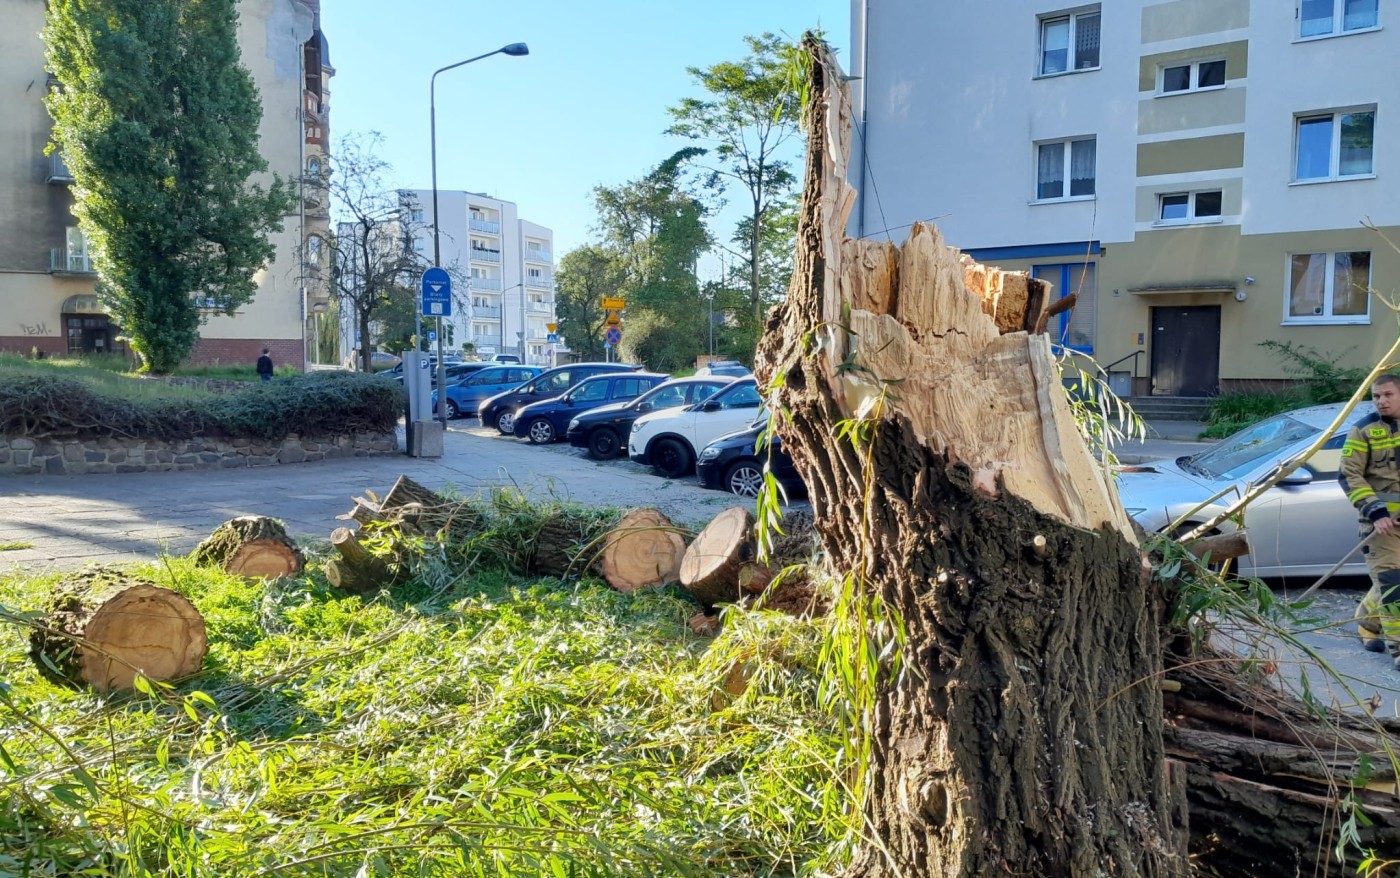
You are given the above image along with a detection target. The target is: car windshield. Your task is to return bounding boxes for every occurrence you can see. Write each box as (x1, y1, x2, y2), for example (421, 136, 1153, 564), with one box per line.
(1184, 415, 1319, 480)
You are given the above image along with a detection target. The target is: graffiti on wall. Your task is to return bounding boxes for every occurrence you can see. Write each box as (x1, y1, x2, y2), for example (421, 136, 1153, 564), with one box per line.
(18, 322, 54, 336)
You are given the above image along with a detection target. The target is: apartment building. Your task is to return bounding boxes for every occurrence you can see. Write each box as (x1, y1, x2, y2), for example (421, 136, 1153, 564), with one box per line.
(849, 0, 1396, 396)
(399, 189, 558, 366)
(0, 0, 331, 369)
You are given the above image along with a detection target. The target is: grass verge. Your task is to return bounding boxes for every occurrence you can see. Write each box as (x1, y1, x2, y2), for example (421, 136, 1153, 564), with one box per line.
(0, 505, 848, 876)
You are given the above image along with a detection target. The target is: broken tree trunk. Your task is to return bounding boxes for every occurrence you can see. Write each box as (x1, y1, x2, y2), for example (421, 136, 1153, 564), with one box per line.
(29, 569, 207, 692)
(752, 38, 1185, 876)
(599, 508, 686, 593)
(679, 507, 754, 608)
(191, 515, 304, 579)
(324, 527, 397, 594)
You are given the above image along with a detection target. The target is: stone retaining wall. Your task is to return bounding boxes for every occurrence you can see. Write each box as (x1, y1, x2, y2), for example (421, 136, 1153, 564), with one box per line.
(0, 432, 400, 476)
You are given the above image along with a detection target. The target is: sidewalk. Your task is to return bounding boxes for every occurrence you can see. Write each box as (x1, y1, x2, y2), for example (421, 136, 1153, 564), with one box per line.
(1113, 418, 1211, 465)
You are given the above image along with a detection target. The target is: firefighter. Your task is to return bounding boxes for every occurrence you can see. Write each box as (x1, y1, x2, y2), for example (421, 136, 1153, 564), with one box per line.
(1341, 374, 1400, 663)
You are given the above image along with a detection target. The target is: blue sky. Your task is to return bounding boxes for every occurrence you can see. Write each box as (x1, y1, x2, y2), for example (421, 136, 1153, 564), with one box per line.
(320, 0, 849, 266)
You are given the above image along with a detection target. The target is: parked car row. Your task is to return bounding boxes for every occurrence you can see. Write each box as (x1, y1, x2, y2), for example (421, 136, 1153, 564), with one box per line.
(426, 359, 799, 498)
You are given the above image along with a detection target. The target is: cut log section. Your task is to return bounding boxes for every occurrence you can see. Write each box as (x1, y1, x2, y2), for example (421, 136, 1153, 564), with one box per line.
(29, 569, 207, 692)
(679, 507, 754, 608)
(191, 515, 304, 579)
(1183, 531, 1251, 562)
(324, 527, 398, 594)
(599, 508, 686, 593)
(532, 511, 613, 578)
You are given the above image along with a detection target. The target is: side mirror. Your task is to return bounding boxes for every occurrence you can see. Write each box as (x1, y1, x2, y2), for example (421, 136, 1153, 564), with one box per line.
(1277, 468, 1314, 487)
(701, 400, 722, 412)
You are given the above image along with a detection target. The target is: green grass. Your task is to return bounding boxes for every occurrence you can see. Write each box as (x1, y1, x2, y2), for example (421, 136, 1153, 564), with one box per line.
(1201, 390, 1307, 439)
(0, 543, 32, 552)
(0, 354, 299, 400)
(0, 508, 850, 876)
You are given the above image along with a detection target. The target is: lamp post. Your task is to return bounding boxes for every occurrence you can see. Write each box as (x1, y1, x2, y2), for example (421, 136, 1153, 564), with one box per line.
(429, 42, 528, 424)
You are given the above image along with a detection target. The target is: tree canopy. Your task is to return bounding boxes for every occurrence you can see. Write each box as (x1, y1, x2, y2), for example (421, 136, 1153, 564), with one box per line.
(44, 0, 295, 373)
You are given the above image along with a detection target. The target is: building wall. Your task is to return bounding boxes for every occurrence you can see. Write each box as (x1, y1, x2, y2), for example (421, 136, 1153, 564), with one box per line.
(851, 0, 1400, 389)
(0, 0, 317, 369)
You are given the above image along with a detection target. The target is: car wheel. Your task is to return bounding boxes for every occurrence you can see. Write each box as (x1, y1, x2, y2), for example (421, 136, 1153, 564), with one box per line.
(495, 410, 516, 435)
(587, 428, 620, 460)
(444, 399, 460, 420)
(526, 418, 556, 445)
(651, 438, 693, 479)
(724, 460, 765, 497)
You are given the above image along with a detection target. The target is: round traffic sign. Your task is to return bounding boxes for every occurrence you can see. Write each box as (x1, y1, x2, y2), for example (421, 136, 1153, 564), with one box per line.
(605, 326, 622, 347)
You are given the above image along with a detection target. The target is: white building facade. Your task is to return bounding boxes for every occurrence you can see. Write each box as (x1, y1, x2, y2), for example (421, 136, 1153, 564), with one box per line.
(849, 0, 1398, 395)
(401, 189, 557, 366)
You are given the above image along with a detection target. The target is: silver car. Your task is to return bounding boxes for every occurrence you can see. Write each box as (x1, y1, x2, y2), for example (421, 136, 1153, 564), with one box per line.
(1117, 402, 1375, 579)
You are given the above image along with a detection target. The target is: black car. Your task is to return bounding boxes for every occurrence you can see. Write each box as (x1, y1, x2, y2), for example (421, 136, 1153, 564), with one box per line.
(696, 420, 804, 498)
(565, 376, 736, 459)
(514, 372, 669, 444)
(477, 362, 643, 435)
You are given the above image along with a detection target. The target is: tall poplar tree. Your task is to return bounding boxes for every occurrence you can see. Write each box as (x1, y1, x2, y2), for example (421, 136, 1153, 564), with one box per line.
(45, 0, 295, 373)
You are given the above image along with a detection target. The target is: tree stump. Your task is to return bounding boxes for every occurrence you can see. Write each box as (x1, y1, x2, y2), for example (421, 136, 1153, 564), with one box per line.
(751, 38, 1186, 876)
(324, 527, 398, 594)
(679, 507, 754, 608)
(191, 515, 304, 579)
(29, 569, 207, 692)
(599, 509, 686, 593)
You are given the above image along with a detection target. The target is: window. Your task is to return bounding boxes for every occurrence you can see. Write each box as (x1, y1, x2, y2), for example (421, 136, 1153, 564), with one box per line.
(529, 268, 541, 278)
(307, 235, 323, 264)
(1033, 263, 1096, 351)
(410, 209, 423, 223)
(613, 378, 646, 400)
(1159, 58, 1226, 94)
(307, 157, 320, 179)
(718, 383, 763, 409)
(1304, 433, 1349, 478)
(413, 238, 425, 253)
(693, 382, 729, 402)
(1038, 8, 1101, 75)
(568, 378, 609, 403)
(1300, 0, 1379, 38)
(1036, 138, 1096, 200)
(639, 385, 687, 411)
(1157, 190, 1223, 224)
(66, 226, 91, 272)
(1295, 109, 1375, 181)
(1287, 250, 1371, 322)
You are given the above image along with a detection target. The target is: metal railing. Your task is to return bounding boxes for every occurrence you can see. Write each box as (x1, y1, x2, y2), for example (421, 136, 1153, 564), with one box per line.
(526, 330, 550, 340)
(524, 249, 552, 263)
(470, 248, 502, 263)
(469, 277, 502, 291)
(50, 248, 93, 273)
(527, 300, 553, 313)
(472, 335, 503, 348)
(47, 152, 73, 184)
(1103, 349, 1145, 378)
(469, 218, 500, 234)
(525, 276, 553, 289)
(472, 304, 501, 318)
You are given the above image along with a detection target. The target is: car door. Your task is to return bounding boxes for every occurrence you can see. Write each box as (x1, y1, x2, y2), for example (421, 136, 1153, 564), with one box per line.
(461, 367, 516, 404)
(1240, 433, 1360, 577)
(693, 382, 763, 450)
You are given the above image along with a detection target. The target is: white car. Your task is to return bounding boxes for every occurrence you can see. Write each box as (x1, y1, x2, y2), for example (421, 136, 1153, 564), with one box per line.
(629, 377, 764, 477)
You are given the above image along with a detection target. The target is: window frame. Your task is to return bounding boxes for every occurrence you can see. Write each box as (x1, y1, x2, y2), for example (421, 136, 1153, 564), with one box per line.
(1032, 136, 1097, 204)
(1154, 189, 1225, 226)
(1291, 106, 1377, 183)
(1032, 262, 1096, 353)
(1155, 57, 1228, 96)
(1035, 6, 1103, 78)
(1282, 249, 1373, 325)
(1295, 0, 1382, 41)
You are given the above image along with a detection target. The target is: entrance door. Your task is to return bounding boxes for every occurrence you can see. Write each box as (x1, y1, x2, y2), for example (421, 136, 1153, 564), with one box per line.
(1150, 305, 1220, 396)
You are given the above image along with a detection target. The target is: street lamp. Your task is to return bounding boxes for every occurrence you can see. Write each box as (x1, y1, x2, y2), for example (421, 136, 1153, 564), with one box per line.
(428, 42, 528, 424)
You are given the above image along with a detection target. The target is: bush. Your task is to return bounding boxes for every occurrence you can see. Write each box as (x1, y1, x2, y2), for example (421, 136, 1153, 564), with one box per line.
(0, 370, 404, 442)
(1201, 390, 1305, 439)
(1202, 342, 1368, 439)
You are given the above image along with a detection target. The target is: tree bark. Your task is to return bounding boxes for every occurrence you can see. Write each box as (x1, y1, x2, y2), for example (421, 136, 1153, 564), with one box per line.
(29, 569, 207, 692)
(191, 515, 304, 580)
(324, 526, 398, 594)
(753, 39, 1186, 876)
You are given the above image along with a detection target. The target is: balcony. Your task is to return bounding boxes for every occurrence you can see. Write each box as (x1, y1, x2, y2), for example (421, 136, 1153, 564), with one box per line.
(472, 304, 502, 318)
(469, 218, 501, 234)
(470, 247, 502, 264)
(525, 275, 553, 289)
(524, 249, 552, 263)
(50, 248, 93, 274)
(469, 277, 502, 291)
(47, 152, 74, 184)
(471, 335, 503, 349)
(528, 299, 553, 313)
(526, 330, 550, 340)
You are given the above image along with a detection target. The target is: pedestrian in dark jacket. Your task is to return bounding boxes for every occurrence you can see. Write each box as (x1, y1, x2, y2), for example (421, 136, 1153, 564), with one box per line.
(256, 348, 273, 382)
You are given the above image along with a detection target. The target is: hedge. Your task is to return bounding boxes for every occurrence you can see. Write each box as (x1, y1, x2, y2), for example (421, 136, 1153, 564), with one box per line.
(0, 371, 405, 442)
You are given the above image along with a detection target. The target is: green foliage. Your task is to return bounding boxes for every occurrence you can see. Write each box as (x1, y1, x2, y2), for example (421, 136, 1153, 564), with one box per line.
(0, 370, 403, 442)
(0, 498, 851, 876)
(44, 0, 297, 374)
(1202, 341, 1367, 438)
(668, 33, 803, 323)
(554, 245, 626, 361)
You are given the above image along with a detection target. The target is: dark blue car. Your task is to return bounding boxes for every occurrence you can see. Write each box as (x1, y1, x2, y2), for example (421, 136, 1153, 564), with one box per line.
(514, 372, 668, 444)
(478, 362, 643, 435)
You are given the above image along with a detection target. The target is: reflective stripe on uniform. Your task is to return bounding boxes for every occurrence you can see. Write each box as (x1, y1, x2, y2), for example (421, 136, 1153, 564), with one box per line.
(1352, 487, 1379, 504)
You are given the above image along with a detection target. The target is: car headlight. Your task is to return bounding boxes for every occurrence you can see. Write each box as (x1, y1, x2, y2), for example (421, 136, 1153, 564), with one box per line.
(568, 418, 581, 431)
(631, 421, 643, 433)
(698, 446, 721, 462)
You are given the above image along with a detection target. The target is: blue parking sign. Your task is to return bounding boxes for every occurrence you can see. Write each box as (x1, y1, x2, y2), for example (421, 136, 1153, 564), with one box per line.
(421, 267, 452, 318)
